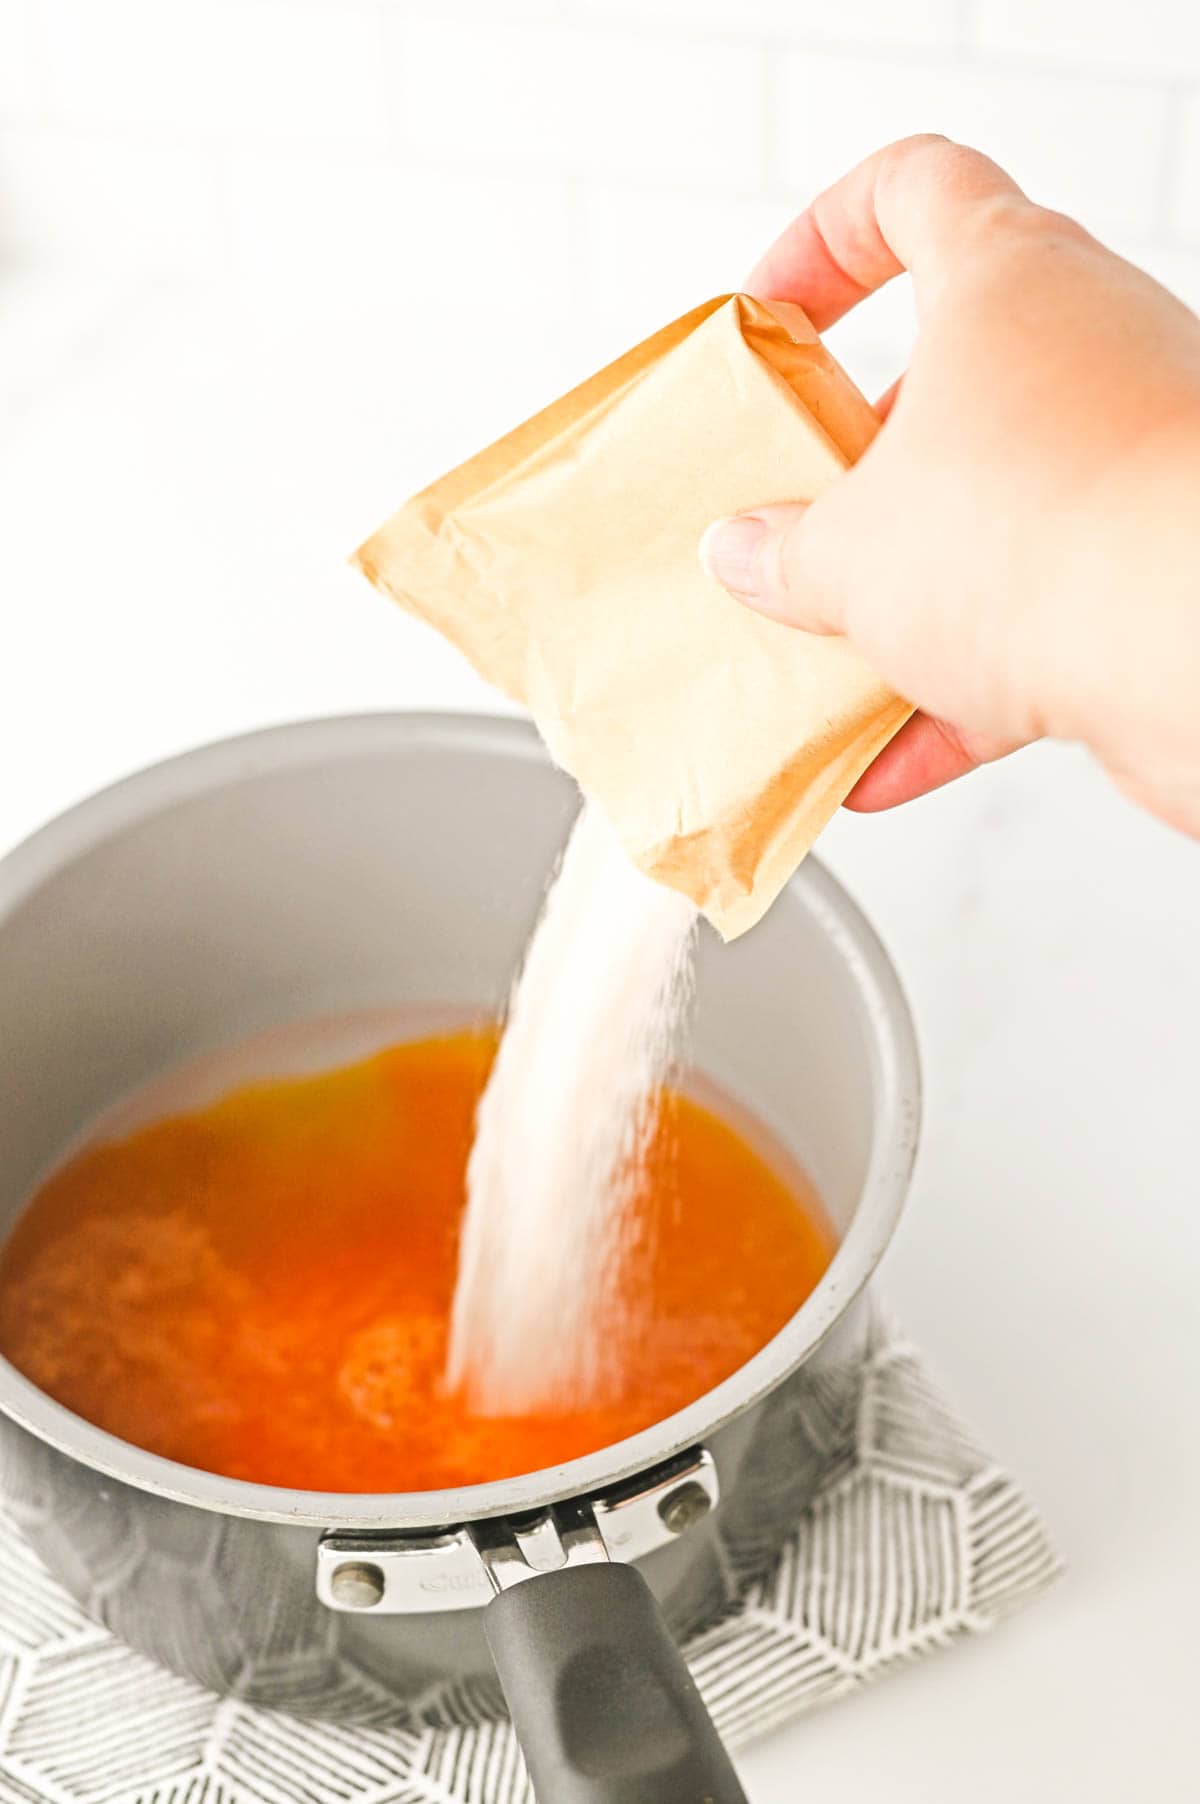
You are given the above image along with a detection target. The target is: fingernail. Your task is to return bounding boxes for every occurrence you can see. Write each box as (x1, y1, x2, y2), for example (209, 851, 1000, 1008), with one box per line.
(699, 515, 768, 603)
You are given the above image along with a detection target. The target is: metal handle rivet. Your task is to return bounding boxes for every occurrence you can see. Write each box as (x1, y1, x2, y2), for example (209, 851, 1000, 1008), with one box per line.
(330, 1561, 386, 1608)
(657, 1481, 712, 1535)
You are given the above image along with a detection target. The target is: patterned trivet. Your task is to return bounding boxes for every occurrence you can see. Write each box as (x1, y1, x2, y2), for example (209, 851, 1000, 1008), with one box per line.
(0, 1319, 1058, 1803)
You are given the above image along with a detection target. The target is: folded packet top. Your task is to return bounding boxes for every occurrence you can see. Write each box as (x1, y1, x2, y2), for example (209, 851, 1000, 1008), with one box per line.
(353, 294, 913, 940)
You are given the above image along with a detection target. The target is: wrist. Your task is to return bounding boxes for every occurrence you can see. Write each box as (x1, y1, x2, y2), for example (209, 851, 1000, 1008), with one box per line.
(1044, 409, 1200, 779)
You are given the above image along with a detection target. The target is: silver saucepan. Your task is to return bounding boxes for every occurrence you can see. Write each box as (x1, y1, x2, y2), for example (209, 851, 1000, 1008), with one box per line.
(0, 713, 919, 1802)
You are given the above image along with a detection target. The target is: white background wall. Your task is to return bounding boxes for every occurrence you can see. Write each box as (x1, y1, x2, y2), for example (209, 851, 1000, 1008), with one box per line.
(2, 7, 1200, 1801)
(3, 1, 1200, 367)
(3, 0, 1200, 834)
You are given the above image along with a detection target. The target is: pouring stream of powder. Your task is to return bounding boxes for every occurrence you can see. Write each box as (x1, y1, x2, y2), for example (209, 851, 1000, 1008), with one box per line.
(446, 804, 698, 1415)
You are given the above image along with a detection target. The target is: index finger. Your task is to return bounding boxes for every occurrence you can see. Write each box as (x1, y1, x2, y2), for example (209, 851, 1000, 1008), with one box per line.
(748, 135, 1026, 330)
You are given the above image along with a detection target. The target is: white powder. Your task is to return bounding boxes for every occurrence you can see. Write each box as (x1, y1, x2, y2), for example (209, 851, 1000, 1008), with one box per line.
(446, 803, 698, 1415)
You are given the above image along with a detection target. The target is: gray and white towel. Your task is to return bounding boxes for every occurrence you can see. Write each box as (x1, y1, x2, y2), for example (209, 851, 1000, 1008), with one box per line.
(0, 1321, 1058, 1803)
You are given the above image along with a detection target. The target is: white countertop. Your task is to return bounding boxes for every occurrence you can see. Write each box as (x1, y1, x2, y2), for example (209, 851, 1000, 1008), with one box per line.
(2, 269, 1198, 1802)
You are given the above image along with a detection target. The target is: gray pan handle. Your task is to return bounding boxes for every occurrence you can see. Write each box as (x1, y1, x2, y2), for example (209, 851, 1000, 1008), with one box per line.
(483, 1561, 749, 1804)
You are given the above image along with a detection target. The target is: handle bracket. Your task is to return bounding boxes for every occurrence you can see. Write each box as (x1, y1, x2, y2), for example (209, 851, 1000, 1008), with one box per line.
(316, 1446, 718, 1615)
(471, 1497, 610, 1593)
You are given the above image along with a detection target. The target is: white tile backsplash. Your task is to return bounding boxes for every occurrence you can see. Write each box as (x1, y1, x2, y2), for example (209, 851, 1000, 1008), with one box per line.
(569, 0, 961, 51)
(0, 126, 224, 271)
(779, 50, 1170, 240)
(395, 16, 766, 187)
(0, 0, 1196, 359)
(225, 152, 574, 316)
(1178, 91, 1200, 243)
(0, 0, 46, 121)
(37, 0, 390, 144)
(973, 0, 1200, 78)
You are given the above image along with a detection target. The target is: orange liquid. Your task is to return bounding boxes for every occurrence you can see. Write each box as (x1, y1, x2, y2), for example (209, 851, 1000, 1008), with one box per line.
(0, 1029, 832, 1492)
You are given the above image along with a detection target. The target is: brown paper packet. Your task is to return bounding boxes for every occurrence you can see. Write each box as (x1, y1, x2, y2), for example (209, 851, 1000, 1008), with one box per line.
(353, 294, 912, 939)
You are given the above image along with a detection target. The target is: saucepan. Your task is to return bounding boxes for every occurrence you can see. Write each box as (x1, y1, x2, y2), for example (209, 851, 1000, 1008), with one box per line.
(0, 712, 919, 1801)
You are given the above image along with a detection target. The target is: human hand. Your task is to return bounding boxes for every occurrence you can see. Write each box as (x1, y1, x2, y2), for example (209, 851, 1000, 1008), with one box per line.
(700, 136, 1200, 834)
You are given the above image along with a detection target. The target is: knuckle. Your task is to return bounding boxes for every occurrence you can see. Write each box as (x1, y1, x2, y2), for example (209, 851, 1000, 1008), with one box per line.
(1009, 203, 1092, 251)
(774, 506, 842, 629)
(879, 135, 1024, 221)
(881, 132, 969, 184)
(962, 194, 1091, 272)
(760, 511, 800, 600)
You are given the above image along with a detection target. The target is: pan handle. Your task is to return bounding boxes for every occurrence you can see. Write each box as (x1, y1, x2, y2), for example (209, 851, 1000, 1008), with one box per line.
(476, 1513, 749, 1804)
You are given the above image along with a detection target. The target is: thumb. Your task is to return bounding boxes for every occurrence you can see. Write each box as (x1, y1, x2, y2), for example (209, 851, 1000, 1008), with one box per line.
(698, 489, 862, 634)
